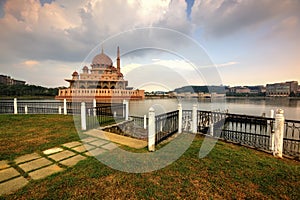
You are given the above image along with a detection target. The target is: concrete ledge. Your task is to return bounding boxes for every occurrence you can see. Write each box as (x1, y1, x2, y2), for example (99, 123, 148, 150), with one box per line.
(84, 129, 147, 149)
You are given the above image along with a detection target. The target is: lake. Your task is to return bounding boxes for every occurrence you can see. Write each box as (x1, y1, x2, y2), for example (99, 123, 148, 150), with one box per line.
(1, 97, 299, 120)
(129, 98, 300, 120)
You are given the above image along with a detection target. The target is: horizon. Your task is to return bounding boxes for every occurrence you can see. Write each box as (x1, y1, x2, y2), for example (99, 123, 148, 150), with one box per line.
(0, 0, 299, 90)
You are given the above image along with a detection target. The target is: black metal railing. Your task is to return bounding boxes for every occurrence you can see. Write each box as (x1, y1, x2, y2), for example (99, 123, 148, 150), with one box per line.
(197, 110, 227, 133)
(86, 104, 125, 130)
(0, 100, 95, 115)
(130, 115, 148, 128)
(0, 101, 14, 114)
(284, 120, 300, 158)
(155, 110, 178, 144)
(182, 110, 192, 132)
(0, 100, 64, 114)
(195, 110, 300, 158)
(221, 114, 273, 151)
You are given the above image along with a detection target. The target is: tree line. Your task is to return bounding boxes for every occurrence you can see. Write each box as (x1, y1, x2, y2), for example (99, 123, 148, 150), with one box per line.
(0, 84, 63, 97)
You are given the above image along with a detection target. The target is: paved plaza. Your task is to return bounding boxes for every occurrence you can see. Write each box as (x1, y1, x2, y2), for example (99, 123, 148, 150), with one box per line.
(0, 129, 147, 196)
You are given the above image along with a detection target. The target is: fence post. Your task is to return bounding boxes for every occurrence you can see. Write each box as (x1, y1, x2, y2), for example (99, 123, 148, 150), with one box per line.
(148, 107, 155, 152)
(58, 106, 62, 114)
(178, 104, 182, 133)
(192, 104, 197, 133)
(93, 99, 96, 116)
(274, 109, 284, 158)
(63, 99, 67, 115)
(270, 109, 274, 118)
(14, 98, 17, 114)
(270, 109, 275, 151)
(209, 124, 214, 136)
(25, 105, 28, 114)
(144, 115, 147, 129)
(123, 100, 129, 120)
(81, 102, 87, 131)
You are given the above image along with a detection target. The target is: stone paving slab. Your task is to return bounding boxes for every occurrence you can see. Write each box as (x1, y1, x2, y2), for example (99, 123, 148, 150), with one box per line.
(0, 168, 20, 182)
(89, 139, 109, 147)
(0, 161, 9, 170)
(81, 137, 98, 143)
(48, 150, 76, 162)
(101, 143, 118, 150)
(29, 164, 64, 180)
(19, 157, 52, 172)
(62, 141, 82, 148)
(84, 151, 92, 157)
(60, 155, 86, 167)
(83, 129, 102, 138)
(0, 176, 28, 196)
(72, 145, 88, 153)
(83, 144, 96, 151)
(15, 153, 41, 164)
(43, 147, 64, 155)
(89, 148, 107, 156)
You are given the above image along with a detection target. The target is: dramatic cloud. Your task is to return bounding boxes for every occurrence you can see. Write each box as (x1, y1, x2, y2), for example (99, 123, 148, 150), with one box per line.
(0, 0, 299, 87)
(191, 0, 300, 38)
(0, 0, 192, 63)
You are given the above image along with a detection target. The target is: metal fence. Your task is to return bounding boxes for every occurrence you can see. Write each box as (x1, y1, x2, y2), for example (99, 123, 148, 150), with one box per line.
(221, 114, 272, 151)
(197, 110, 227, 133)
(155, 110, 178, 144)
(86, 104, 125, 130)
(0, 100, 94, 115)
(182, 110, 192, 132)
(195, 110, 300, 159)
(284, 120, 300, 157)
(0, 101, 14, 114)
(130, 115, 148, 129)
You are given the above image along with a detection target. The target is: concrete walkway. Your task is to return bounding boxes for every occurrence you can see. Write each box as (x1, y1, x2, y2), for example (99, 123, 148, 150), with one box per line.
(0, 129, 147, 196)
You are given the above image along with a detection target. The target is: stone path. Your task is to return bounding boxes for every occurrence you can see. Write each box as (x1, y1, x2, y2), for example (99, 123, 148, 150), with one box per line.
(0, 128, 146, 196)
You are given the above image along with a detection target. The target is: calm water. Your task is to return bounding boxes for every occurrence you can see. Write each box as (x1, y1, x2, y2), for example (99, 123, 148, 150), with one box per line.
(1, 98, 299, 120)
(129, 98, 300, 120)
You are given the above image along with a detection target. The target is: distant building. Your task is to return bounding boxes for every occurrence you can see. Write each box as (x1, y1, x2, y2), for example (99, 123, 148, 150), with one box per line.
(56, 47, 144, 101)
(228, 86, 250, 94)
(247, 85, 266, 94)
(266, 81, 298, 97)
(0, 75, 25, 85)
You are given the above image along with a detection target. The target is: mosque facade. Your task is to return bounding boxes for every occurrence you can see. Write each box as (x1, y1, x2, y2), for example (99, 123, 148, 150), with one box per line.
(55, 47, 144, 101)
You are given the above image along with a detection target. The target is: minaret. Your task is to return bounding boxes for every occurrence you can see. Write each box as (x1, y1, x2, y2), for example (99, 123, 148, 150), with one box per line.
(117, 46, 120, 73)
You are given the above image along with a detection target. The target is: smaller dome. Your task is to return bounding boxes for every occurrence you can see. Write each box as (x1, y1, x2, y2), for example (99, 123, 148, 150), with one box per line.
(72, 71, 78, 76)
(83, 66, 88, 70)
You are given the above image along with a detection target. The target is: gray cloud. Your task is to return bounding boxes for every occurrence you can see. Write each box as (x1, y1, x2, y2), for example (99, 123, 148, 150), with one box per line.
(191, 0, 300, 37)
(0, 0, 193, 64)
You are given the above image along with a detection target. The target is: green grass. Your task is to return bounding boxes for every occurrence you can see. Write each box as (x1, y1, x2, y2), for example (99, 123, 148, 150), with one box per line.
(0, 114, 79, 160)
(0, 115, 299, 199)
(2, 137, 300, 199)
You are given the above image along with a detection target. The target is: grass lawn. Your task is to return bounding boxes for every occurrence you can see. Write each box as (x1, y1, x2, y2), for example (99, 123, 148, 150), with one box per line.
(0, 115, 299, 199)
(0, 114, 80, 160)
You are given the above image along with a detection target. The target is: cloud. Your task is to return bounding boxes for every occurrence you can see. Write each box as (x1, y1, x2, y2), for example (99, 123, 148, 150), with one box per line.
(191, 0, 300, 38)
(20, 60, 40, 69)
(0, 0, 193, 63)
(0, 0, 196, 86)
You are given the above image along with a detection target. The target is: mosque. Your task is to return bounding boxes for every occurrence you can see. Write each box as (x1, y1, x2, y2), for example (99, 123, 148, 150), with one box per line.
(55, 47, 144, 101)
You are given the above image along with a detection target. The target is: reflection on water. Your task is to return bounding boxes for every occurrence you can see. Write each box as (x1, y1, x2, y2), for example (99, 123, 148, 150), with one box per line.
(129, 98, 300, 120)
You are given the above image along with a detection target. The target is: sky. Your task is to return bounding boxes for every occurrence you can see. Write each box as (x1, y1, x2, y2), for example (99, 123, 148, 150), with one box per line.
(0, 0, 299, 91)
